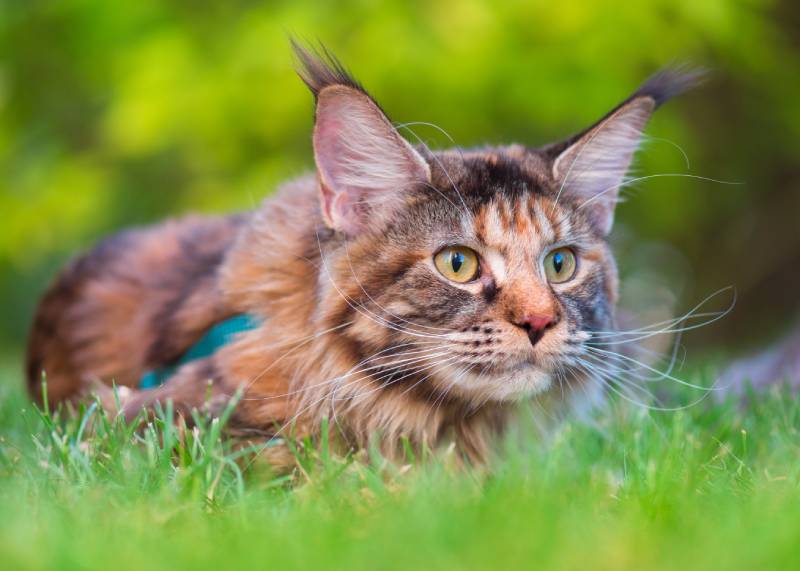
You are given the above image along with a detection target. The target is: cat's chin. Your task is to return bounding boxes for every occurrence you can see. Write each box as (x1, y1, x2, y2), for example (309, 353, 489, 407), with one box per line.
(435, 361, 555, 403)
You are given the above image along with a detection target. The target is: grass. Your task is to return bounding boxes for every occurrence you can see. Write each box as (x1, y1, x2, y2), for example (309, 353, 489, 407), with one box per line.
(2, 363, 800, 571)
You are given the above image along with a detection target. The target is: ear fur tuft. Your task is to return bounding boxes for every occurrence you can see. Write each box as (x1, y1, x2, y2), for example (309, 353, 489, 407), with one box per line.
(292, 39, 431, 236)
(550, 65, 704, 235)
(631, 65, 707, 109)
(291, 38, 366, 100)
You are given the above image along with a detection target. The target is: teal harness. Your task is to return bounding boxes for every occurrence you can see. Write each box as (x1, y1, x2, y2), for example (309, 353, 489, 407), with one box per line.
(139, 314, 261, 389)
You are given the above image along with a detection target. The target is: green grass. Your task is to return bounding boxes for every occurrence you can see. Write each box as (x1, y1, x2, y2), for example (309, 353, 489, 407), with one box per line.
(2, 366, 800, 571)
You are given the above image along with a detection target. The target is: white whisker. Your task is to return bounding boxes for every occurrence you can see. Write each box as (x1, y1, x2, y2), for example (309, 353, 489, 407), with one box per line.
(395, 122, 473, 219)
(584, 345, 718, 392)
(579, 173, 743, 212)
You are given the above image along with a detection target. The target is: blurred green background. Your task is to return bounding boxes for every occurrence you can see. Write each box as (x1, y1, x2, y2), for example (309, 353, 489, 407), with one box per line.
(2, 0, 799, 361)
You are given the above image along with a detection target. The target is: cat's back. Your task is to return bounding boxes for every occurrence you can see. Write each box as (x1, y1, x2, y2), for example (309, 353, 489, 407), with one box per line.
(26, 212, 248, 404)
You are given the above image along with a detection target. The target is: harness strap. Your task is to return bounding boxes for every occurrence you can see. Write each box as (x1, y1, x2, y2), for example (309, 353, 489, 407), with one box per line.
(139, 314, 261, 389)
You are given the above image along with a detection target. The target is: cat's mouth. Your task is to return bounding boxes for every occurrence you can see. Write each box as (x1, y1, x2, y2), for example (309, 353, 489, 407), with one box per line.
(434, 358, 555, 402)
(425, 347, 578, 402)
(469, 348, 567, 375)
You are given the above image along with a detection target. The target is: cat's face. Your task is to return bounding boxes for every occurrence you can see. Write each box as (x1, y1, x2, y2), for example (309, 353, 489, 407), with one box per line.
(323, 149, 617, 402)
(296, 44, 695, 404)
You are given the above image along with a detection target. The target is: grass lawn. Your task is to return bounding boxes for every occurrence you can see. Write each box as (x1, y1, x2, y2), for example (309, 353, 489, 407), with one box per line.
(1, 363, 799, 571)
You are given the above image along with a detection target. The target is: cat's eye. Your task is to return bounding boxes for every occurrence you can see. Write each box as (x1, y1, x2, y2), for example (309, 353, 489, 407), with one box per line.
(543, 247, 577, 284)
(434, 246, 480, 283)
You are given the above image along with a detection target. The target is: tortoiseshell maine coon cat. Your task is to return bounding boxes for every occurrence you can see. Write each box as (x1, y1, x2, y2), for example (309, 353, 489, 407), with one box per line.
(27, 44, 701, 464)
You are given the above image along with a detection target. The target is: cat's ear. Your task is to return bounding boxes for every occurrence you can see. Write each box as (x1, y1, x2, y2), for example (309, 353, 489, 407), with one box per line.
(293, 42, 430, 236)
(550, 67, 704, 235)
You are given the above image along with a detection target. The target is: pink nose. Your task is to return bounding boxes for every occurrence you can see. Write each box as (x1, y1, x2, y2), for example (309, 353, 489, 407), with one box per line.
(515, 313, 559, 346)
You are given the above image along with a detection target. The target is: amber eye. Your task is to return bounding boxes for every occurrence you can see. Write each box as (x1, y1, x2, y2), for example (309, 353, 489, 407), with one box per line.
(434, 246, 480, 283)
(544, 247, 577, 283)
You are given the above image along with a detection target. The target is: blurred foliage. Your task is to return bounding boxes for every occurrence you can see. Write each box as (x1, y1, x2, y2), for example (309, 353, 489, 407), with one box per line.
(2, 0, 799, 354)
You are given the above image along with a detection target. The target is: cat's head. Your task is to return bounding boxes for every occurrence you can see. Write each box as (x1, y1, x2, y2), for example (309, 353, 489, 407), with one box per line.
(295, 43, 700, 404)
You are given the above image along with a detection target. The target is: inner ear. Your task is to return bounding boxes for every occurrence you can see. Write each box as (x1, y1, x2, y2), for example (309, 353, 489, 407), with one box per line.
(550, 66, 704, 235)
(313, 86, 431, 236)
(552, 97, 655, 235)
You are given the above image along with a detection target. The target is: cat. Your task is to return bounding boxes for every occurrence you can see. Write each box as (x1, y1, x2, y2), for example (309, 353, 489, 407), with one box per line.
(26, 42, 701, 464)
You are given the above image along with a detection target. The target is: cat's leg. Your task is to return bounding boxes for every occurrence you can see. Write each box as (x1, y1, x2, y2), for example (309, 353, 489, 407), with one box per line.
(99, 356, 299, 472)
(98, 358, 227, 422)
(112, 340, 295, 433)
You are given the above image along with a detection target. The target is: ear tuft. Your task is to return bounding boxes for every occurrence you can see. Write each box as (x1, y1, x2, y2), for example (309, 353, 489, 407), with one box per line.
(291, 38, 366, 99)
(551, 65, 704, 235)
(631, 65, 707, 109)
(292, 40, 431, 236)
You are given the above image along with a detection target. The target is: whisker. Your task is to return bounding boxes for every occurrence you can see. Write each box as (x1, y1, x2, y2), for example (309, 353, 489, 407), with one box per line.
(236, 320, 354, 399)
(574, 356, 697, 412)
(240, 341, 444, 402)
(584, 345, 718, 392)
(578, 172, 743, 212)
(347, 354, 462, 405)
(395, 122, 473, 219)
(262, 347, 452, 445)
(431, 362, 477, 415)
(643, 134, 691, 170)
(550, 108, 623, 214)
(396, 355, 465, 398)
(587, 286, 735, 343)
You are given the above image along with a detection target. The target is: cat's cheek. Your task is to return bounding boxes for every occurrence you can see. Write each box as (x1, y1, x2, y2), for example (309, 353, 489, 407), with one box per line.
(347, 313, 395, 353)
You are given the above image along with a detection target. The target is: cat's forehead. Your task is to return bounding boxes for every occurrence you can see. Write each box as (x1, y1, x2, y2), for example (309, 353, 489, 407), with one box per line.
(408, 145, 595, 245)
(473, 193, 564, 250)
(429, 145, 555, 203)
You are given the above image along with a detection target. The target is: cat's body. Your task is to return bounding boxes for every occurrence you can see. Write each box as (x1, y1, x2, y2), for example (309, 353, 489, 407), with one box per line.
(27, 45, 700, 462)
(26, 162, 588, 460)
